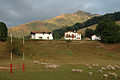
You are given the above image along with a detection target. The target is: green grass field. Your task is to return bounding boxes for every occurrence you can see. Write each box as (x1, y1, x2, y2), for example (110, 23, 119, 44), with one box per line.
(0, 40, 120, 80)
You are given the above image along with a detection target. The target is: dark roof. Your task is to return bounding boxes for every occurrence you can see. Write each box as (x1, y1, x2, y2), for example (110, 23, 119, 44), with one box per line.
(31, 31, 53, 34)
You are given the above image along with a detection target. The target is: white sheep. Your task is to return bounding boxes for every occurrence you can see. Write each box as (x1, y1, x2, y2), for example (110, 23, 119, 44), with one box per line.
(33, 60, 39, 64)
(45, 64, 60, 69)
(96, 64, 99, 67)
(40, 62, 48, 65)
(92, 64, 96, 67)
(107, 65, 112, 68)
(97, 69, 102, 73)
(102, 74, 108, 78)
(89, 72, 93, 76)
(85, 64, 89, 67)
(110, 66, 115, 70)
(45, 65, 56, 69)
(101, 67, 106, 70)
(106, 67, 111, 70)
(114, 65, 120, 69)
(72, 69, 76, 72)
(88, 66, 92, 69)
(92, 64, 99, 67)
(72, 69, 83, 72)
(69, 63, 75, 66)
(108, 72, 118, 78)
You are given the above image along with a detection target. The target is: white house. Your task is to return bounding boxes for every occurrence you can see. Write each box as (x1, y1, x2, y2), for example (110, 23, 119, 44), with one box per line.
(30, 31, 53, 40)
(91, 35, 101, 40)
(64, 31, 81, 40)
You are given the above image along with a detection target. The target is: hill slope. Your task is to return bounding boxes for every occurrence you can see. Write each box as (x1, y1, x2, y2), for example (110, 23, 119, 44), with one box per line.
(9, 10, 97, 38)
(78, 21, 120, 34)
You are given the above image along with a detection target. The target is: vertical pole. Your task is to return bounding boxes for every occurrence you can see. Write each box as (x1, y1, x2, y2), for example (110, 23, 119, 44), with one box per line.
(23, 36, 25, 72)
(10, 29, 13, 75)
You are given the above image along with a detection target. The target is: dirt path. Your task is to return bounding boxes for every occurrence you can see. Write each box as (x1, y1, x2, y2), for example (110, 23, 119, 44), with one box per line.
(0, 66, 17, 70)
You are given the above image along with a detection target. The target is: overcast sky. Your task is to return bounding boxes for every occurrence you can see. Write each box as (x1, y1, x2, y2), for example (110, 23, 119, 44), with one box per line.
(0, 0, 120, 27)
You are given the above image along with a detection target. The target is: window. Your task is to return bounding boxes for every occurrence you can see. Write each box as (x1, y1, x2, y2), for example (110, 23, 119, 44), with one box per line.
(42, 32, 45, 35)
(66, 34, 71, 37)
(48, 32, 51, 35)
(72, 34, 75, 38)
(39, 37, 42, 39)
(66, 34, 69, 37)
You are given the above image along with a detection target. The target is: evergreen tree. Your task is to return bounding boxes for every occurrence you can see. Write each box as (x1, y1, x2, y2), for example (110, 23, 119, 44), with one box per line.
(85, 28, 95, 38)
(0, 22, 8, 41)
(53, 31, 61, 39)
(95, 19, 120, 43)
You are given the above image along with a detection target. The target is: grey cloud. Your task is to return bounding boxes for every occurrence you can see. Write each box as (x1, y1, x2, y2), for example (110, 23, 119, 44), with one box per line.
(0, 0, 120, 27)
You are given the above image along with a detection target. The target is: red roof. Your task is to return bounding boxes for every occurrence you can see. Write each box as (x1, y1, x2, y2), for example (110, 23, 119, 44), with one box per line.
(31, 31, 53, 34)
(65, 31, 81, 34)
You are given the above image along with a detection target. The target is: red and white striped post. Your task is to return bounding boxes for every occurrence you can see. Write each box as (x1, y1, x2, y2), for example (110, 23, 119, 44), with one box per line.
(23, 36, 25, 72)
(10, 30, 13, 75)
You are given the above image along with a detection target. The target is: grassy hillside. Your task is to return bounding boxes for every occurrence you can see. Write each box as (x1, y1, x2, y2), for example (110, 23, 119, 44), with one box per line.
(1, 40, 120, 62)
(78, 21, 120, 34)
(0, 41, 120, 80)
(0, 42, 9, 59)
(9, 10, 97, 38)
(24, 40, 120, 62)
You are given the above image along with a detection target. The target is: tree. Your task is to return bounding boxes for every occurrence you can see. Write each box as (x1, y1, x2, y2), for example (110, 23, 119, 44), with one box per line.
(0, 22, 8, 41)
(85, 28, 95, 38)
(8, 37, 22, 56)
(95, 19, 120, 43)
(53, 31, 61, 39)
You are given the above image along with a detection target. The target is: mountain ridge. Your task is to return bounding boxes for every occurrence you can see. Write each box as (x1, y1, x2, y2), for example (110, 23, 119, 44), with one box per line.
(9, 10, 98, 38)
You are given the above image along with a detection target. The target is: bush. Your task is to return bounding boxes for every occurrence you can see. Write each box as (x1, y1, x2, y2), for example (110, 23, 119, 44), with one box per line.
(8, 37, 23, 56)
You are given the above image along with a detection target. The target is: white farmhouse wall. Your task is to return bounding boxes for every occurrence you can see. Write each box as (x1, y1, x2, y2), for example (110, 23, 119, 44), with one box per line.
(31, 32, 53, 40)
(64, 31, 81, 40)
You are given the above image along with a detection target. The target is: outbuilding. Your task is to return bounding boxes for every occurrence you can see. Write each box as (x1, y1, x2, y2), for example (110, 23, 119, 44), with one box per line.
(91, 35, 101, 40)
